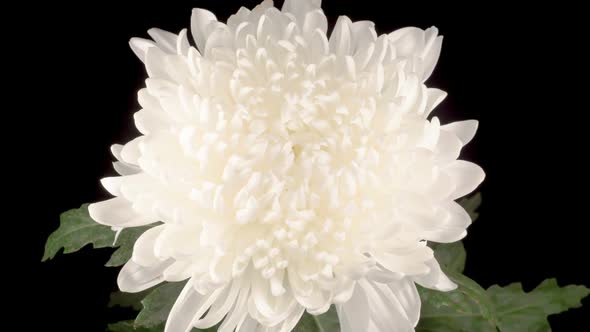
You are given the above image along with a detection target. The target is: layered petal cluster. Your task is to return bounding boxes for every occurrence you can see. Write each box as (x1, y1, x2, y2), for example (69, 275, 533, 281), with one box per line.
(89, 0, 484, 331)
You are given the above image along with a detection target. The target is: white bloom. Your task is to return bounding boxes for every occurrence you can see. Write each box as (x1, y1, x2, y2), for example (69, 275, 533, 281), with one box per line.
(89, 0, 484, 331)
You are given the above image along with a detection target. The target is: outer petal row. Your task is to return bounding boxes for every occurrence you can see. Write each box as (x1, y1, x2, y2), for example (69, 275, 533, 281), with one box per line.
(337, 278, 420, 332)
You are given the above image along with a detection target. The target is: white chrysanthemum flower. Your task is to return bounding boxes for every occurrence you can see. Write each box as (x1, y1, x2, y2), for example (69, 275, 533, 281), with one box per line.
(89, 0, 484, 331)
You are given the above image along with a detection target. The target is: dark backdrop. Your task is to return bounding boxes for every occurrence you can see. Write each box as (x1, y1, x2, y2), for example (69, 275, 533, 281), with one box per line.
(17, 0, 588, 331)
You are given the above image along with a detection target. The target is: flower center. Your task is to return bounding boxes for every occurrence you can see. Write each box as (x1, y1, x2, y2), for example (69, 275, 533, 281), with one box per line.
(182, 37, 395, 286)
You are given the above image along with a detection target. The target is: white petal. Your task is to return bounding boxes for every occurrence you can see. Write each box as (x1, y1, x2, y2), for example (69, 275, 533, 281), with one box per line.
(165, 281, 225, 332)
(111, 144, 124, 161)
(100, 176, 124, 196)
(118, 259, 171, 293)
(425, 88, 447, 116)
(145, 78, 177, 98)
(351, 21, 377, 54)
(134, 108, 170, 135)
(353, 39, 375, 71)
(236, 315, 258, 332)
(310, 28, 329, 60)
(110, 143, 141, 176)
(364, 35, 388, 70)
(155, 224, 202, 259)
(441, 120, 479, 146)
(256, 12, 280, 42)
(292, 285, 331, 314)
(218, 282, 251, 332)
(148, 28, 178, 53)
(445, 160, 485, 200)
(423, 201, 471, 243)
(205, 24, 234, 56)
(132, 225, 165, 266)
(137, 88, 163, 113)
(373, 245, 433, 276)
(134, 91, 170, 134)
(388, 279, 421, 327)
(422, 27, 443, 81)
(413, 258, 456, 291)
(248, 275, 299, 326)
(176, 29, 190, 56)
(287, 266, 313, 297)
(446, 200, 472, 228)
(336, 282, 370, 332)
(359, 279, 414, 332)
(434, 130, 463, 163)
(248, 0, 274, 24)
(302, 9, 327, 36)
(227, 7, 251, 30)
(424, 201, 471, 243)
(278, 306, 305, 332)
(282, 0, 322, 23)
(195, 280, 243, 329)
(329, 16, 352, 56)
(145, 46, 171, 79)
(332, 278, 356, 303)
(121, 137, 143, 165)
(89, 197, 158, 228)
(113, 161, 141, 176)
(163, 261, 194, 282)
(419, 116, 440, 150)
(129, 37, 156, 63)
(366, 267, 404, 284)
(397, 74, 424, 115)
(389, 27, 424, 58)
(191, 8, 217, 52)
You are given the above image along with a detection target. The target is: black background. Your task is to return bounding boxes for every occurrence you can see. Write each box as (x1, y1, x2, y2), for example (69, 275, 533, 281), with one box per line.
(15, 0, 589, 331)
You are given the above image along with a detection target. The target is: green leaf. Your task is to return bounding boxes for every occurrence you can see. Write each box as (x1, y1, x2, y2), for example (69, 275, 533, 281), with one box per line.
(107, 321, 163, 332)
(418, 270, 499, 332)
(421, 194, 589, 331)
(108, 321, 218, 332)
(135, 281, 187, 328)
(109, 289, 153, 311)
(43, 204, 153, 266)
(489, 279, 589, 332)
(433, 241, 467, 273)
(458, 192, 482, 221)
(43, 204, 115, 261)
(419, 239, 494, 331)
(106, 226, 153, 267)
(293, 306, 340, 332)
(107, 321, 214, 332)
(418, 277, 589, 332)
